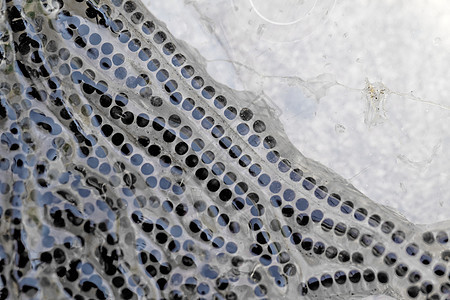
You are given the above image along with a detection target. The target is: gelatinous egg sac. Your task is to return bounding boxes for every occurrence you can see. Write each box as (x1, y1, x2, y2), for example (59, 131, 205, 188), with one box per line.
(0, 0, 449, 299)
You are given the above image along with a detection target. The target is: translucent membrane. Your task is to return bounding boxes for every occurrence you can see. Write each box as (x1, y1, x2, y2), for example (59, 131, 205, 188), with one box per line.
(0, 0, 448, 299)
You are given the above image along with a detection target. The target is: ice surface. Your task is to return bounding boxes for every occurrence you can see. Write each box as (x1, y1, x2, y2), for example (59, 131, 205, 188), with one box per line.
(148, 0, 450, 224)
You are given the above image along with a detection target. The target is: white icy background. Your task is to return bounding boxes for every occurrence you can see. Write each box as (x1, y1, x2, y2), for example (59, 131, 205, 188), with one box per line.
(144, 0, 450, 227)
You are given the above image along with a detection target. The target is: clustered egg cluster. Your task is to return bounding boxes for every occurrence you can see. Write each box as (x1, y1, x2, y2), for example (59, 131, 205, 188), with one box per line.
(0, 0, 449, 299)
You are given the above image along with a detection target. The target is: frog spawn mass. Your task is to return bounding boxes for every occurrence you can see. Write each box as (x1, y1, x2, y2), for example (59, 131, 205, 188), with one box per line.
(0, 0, 449, 299)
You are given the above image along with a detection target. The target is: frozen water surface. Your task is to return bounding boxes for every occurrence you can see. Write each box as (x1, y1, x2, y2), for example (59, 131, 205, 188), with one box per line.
(148, 0, 450, 225)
